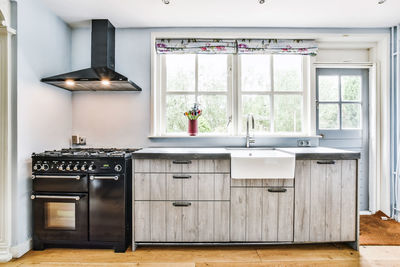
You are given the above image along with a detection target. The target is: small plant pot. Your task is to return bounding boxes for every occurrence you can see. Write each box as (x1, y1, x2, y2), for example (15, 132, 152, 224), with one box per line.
(188, 119, 198, 136)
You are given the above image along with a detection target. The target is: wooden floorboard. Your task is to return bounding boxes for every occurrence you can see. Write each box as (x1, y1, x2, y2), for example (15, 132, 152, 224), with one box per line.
(2, 244, 400, 267)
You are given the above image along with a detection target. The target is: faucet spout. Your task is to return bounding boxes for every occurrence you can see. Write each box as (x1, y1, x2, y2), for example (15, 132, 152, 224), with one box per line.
(246, 114, 255, 148)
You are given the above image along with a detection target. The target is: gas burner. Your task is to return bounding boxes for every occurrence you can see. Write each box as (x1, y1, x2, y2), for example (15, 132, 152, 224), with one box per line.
(33, 148, 141, 158)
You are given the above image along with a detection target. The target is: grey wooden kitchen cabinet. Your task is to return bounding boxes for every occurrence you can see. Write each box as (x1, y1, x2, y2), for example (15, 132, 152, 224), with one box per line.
(132, 153, 358, 250)
(294, 160, 357, 243)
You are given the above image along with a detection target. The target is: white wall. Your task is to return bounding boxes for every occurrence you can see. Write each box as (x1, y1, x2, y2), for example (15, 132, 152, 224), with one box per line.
(71, 27, 384, 148)
(13, 0, 72, 246)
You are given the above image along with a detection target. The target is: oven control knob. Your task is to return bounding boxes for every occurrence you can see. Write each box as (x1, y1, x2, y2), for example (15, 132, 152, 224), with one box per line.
(73, 164, 80, 171)
(42, 164, 49, 171)
(114, 164, 122, 172)
(88, 164, 96, 171)
(33, 164, 42, 171)
(81, 164, 87, 171)
(58, 164, 65, 171)
(66, 164, 72, 171)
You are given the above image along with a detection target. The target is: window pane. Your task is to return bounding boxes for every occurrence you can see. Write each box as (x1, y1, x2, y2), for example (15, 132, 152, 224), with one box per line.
(274, 95, 302, 132)
(273, 55, 302, 91)
(198, 55, 227, 91)
(45, 202, 75, 230)
(319, 104, 339, 129)
(341, 76, 361, 101)
(319, 76, 339, 101)
(241, 55, 271, 91)
(342, 103, 361, 129)
(166, 55, 195, 91)
(241, 95, 270, 133)
(198, 95, 228, 133)
(166, 95, 195, 133)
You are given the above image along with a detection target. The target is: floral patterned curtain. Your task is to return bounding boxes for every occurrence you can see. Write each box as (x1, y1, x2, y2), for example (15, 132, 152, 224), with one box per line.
(155, 38, 318, 56)
(155, 39, 237, 54)
(237, 39, 318, 56)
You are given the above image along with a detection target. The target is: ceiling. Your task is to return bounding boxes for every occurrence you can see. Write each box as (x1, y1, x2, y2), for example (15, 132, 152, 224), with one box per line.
(41, 0, 400, 28)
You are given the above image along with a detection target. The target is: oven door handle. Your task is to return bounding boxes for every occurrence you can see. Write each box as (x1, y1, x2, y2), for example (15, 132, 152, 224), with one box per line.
(30, 195, 81, 201)
(32, 175, 82, 180)
(89, 175, 119, 181)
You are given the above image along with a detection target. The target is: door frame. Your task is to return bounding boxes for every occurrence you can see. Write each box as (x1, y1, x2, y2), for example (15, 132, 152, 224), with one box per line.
(311, 62, 378, 214)
(0, 12, 15, 263)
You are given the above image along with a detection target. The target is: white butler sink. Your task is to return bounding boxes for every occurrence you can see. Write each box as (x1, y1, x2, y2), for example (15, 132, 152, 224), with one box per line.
(230, 149, 295, 179)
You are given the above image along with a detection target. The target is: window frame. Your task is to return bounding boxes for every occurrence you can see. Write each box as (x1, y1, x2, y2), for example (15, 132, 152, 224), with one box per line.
(159, 54, 234, 136)
(152, 40, 310, 137)
(237, 54, 308, 135)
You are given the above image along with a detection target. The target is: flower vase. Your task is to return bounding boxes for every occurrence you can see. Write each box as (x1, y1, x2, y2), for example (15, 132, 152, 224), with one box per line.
(188, 119, 198, 136)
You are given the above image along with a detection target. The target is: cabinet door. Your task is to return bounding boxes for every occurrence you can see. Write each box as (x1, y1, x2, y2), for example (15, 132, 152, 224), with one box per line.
(294, 160, 357, 243)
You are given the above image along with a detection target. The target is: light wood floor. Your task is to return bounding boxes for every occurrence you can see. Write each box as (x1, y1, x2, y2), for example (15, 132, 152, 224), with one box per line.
(2, 244, 400, 267)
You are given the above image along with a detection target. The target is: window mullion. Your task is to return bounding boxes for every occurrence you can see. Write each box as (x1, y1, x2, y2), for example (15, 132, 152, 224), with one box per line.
(270, 55, 275, 133)
(195, 54, 199, 103)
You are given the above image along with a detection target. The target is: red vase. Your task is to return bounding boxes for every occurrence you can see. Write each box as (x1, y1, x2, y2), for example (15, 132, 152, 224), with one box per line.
(188, 119, 198, 136)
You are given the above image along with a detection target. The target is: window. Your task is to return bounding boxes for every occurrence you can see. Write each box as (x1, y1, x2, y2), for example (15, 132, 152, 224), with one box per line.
(239, 55, 304, 134)
(317, 74, 362, 130)
(154, 52, 308, 136)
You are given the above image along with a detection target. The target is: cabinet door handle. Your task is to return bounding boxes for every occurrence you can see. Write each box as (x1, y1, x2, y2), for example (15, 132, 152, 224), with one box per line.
(90, 175, 119, 181)
(268, 188, 287, 193)
(317, 161, 336, 165)
(173, 175, 191, 179)
(172, 160, 192, 164)
(172, 202, 191, 207)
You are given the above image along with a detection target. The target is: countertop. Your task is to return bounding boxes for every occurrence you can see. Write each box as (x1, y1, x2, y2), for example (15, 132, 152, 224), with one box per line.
(132, 147, 360, 160)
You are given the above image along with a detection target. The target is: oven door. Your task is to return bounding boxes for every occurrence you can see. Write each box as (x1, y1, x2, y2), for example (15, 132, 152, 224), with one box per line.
(31, 193, 88, 241)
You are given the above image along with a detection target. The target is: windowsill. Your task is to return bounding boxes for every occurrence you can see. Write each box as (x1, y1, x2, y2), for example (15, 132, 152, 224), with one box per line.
(148, 134, 322, 139)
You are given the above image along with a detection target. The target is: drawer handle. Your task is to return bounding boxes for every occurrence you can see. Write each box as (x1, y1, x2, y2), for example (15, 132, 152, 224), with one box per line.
(317, 161, 336, 165)
(268, 188, 287, 193)
(173, 175, 191, 179)
(172, 202, 191, 207)
(172, 160, 192, 165)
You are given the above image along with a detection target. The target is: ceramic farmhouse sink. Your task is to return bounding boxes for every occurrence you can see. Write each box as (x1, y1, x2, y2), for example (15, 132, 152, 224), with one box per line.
(229, 149, 295, 179)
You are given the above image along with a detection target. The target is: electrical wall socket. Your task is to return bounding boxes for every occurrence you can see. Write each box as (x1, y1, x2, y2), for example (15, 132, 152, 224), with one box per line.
(297, 139, 311, 147)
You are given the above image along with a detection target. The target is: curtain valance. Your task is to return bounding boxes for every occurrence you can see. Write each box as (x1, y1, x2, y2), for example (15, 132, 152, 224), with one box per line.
(155, 39, 237, 54)
(155, 38, 318, 56)
(237, 39, 318, 56)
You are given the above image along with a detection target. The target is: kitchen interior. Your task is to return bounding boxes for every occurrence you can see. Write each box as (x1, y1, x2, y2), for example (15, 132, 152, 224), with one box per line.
(1, 0, 400, 266)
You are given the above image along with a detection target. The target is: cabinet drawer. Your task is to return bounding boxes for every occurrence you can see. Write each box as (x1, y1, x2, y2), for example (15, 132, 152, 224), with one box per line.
(134, 159, 230, 173)
(135, 173, 230, 201)
(231, 178, 294, 187)
(134, 201, 230, 242)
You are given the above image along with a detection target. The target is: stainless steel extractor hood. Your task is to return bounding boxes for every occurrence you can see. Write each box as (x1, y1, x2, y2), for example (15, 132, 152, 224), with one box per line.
(41, 19, 142, 91)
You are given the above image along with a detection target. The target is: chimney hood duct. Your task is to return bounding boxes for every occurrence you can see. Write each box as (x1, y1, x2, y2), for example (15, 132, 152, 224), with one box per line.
(41, 19, 142, 91)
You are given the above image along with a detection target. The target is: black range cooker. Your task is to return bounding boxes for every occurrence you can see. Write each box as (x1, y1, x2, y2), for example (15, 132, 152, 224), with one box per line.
(31, 148, 139, 252)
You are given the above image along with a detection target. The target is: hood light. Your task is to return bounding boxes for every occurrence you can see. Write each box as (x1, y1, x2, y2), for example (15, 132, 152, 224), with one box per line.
(65, 80, 75, 86)
(101, 80, 111, 86)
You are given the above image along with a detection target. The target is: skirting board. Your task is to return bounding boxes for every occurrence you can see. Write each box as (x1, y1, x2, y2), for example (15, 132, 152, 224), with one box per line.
(0, 252, 12, 263)
(10, 239, 32, 258)
(360, 210, 373, 215)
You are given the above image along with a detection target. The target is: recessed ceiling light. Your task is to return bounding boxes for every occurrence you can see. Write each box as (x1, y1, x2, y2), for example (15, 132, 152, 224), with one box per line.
(162, 0, 170, 4)
(259, 0, 266, 3)
(65, 80, 75, 86)
(378, 0, 387, 4)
